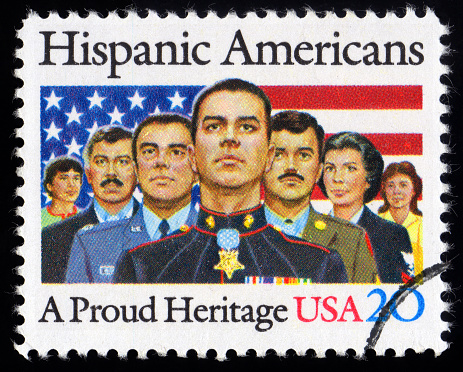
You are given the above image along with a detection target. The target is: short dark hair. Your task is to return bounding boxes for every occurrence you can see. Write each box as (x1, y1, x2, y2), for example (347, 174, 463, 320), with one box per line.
(191, 78, 272, 143)
(84, 125, 133, 167)
(132, 113, 193, 165)
(270, 110, 325, 159)
(319, 132, 384, 203)
(43, 156, 83, 196)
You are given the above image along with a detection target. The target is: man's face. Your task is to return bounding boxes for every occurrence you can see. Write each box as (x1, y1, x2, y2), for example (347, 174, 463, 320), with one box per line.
(47, 169, 82, 203)
(86, 139, 137, 205)
(136, 122, 195, 204)
(264, 128, 322, 203)
(193, 90, 273, 189)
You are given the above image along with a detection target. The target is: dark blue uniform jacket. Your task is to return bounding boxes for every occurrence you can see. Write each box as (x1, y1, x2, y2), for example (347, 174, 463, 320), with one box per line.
(358, 206, 412, 283)
(114, 204, 348, 284)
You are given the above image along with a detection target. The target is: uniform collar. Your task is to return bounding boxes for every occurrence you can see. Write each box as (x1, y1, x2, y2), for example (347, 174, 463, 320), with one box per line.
(197, 204, 267, 235)
(143, 203, 191, 240)
(264, 204, 311, 237)
(329, 205, 364, 224)
(94, 197, 134, 223)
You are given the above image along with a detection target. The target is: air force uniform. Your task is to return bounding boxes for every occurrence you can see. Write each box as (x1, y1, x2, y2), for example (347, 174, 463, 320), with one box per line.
(65, 203, 198, 283)
(41, 199, 139, 283)
(114, 204, 348, 284)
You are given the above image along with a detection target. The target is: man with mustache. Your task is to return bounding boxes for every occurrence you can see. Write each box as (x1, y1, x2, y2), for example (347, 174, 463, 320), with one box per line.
(65, 114, 198, 283)
(114, 79, 347, 284)
(263, 111, 377, 283)
(41, 126, 139, 283)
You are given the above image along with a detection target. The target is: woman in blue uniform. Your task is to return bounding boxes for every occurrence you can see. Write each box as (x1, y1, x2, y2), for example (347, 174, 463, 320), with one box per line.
(319, 132, 413, 283)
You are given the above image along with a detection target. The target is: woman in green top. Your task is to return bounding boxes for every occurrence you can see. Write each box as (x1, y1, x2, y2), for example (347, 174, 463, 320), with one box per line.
(41, 156, 83, 228)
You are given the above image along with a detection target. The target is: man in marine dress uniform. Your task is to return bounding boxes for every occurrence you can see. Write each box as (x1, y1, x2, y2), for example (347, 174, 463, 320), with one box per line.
(41, 126, 139, 283)
(65, 114, 199, 283)
(114, 79, 348, 284)
(263, 111, 378, 283)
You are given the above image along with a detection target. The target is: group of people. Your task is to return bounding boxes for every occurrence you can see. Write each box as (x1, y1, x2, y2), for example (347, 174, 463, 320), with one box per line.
(41, 78, 423, 285)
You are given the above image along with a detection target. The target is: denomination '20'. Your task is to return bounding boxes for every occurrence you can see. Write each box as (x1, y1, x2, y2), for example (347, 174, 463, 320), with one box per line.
(366, 288, 425, 322)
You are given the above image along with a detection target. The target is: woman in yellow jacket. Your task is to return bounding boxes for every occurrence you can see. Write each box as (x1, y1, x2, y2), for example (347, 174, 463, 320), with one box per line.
(378, 161, 423, 276)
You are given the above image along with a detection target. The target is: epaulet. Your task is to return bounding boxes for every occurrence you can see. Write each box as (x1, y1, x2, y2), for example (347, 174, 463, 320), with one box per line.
(129, 225, 193, 253)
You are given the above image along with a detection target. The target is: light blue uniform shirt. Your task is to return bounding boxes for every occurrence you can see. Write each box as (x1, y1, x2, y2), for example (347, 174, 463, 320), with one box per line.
(264, 205, 312, 237)
(143, 203, 191, 240)
(94, 198, 134, 223)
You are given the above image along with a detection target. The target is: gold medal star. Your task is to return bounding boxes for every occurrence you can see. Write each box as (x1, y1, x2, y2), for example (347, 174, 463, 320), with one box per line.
(214, 249, 245, 279)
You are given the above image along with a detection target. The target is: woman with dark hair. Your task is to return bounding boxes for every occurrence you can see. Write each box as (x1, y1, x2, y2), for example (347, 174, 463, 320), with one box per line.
(319, 132, 413, 283)
(378, 161, 423, 275)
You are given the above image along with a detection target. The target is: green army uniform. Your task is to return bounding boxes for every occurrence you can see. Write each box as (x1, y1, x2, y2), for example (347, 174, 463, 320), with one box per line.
(302, 208, 378, 283)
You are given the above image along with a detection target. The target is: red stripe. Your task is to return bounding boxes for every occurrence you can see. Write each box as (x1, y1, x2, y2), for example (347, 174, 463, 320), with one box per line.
(128, 228, 192, 253)
(261, 85, 422, 110)
(325, 133, 422, 156)
(194, 226, 217, 236)
(364, 232, 374, 257)
(276, 229, 330, 253)
(240, 225, 268, 237)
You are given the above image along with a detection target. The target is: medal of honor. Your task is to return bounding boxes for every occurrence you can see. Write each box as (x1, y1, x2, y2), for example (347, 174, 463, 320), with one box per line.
(214, 229, 244, 279)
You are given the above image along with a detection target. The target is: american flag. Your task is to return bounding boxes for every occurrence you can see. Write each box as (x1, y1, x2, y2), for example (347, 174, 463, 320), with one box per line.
(40, 85, 422, 210)
(40, 85, 204, 209)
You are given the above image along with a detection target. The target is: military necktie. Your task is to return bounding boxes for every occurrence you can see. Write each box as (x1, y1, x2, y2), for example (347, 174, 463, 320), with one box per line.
(283, 218, 295, 236)
(159, 219, 170, 239)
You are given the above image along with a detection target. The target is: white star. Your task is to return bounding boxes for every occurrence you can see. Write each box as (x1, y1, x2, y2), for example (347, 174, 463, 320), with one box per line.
(108, 106, 125, 124)
(42, 192, 52, 204)
(44, 91, 63, 110)
(65, 137, 83, 156)
(87, 192, 94, 199)
(132, 187, 143, 203)
(65, 106, 83, 124)
(87, 91, 106, 109)
(128, 91, 145, 110)
(42, 152, 56, 166)
(43, 121, 62, 141)
(86, 121, 100, 139)
(167, 91, 186, 109)
(149, 106, 161, 115)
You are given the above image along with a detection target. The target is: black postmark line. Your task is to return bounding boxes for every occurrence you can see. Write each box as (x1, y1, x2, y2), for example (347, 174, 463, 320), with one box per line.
(365, 261, 450, 351)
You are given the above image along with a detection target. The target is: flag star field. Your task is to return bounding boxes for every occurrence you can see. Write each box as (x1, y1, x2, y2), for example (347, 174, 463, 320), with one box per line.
(40, 86, 204, 208)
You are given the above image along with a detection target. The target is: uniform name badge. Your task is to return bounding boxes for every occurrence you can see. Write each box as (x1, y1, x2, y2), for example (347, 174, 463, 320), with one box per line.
(213, 229, 244, 280)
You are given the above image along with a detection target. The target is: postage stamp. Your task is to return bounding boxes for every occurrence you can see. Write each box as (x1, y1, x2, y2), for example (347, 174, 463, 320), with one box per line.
(16, 10, 448, 358)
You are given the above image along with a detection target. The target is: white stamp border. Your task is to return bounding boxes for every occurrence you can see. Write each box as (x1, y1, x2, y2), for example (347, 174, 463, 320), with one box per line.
(13, 8, 452, 360)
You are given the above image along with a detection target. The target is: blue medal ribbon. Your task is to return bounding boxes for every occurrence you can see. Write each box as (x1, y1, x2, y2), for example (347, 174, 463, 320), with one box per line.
(217, 229, 240, 251)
